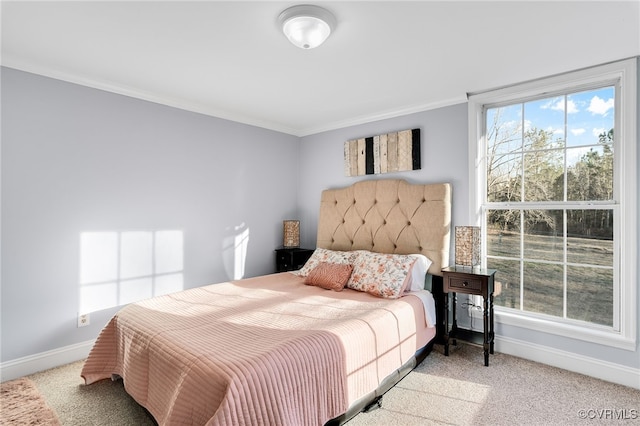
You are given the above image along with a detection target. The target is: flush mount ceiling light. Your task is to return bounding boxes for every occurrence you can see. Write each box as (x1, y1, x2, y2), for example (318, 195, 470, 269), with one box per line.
(278, 4, 336, 49)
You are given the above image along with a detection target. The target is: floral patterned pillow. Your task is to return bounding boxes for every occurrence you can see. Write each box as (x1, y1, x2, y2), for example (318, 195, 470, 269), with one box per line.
(293, 248, 356, 277)
(347, 251, 416, 299)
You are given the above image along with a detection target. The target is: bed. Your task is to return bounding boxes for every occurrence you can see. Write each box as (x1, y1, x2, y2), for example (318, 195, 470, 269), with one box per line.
(81, 179, 451, 426)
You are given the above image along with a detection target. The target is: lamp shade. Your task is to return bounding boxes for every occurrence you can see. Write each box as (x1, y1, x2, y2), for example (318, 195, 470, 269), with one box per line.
(455, 226, 481, 267)
(278, 5, 336, 49)
(283, 220, 300, 248)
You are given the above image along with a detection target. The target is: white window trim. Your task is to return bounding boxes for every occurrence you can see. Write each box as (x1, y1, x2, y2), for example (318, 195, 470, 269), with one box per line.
(468, 58, 637, 351)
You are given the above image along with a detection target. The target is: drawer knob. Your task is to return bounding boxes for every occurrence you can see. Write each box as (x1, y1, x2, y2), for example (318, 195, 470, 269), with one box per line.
(463, 281, 469, 287)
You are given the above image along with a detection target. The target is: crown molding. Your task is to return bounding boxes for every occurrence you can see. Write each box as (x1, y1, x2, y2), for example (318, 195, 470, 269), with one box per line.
(2, 58, 467, 138)
(1, 58, 301, 136)
(297, 96, 468, 137)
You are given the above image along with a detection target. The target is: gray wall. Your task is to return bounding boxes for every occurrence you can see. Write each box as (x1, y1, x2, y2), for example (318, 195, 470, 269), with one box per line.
(2, 61, 639, 380)
(297, 77, 640, 373)
(298, 104, 470, 253)
(1, 67, 300, 361)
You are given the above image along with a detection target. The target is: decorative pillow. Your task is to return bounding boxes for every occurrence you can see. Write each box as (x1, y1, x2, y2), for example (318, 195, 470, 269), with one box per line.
(304, 262, 354, 291)
(347, 251, 417, 299)
(294, 248, 355, 277)
(407, 254, 434, 292)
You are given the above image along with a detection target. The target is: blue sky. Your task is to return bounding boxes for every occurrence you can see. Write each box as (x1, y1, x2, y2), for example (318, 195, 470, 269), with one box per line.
(487, 86, 615, 167)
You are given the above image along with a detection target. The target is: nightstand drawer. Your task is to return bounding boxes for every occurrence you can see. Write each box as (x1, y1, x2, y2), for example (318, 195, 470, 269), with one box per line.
(276, 253, 290, 266)
(447, 276, 483, 294)
(442, 266, 497, 366)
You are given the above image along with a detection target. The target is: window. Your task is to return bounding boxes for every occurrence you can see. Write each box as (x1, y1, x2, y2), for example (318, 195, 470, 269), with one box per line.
(468, 59, 637, 349)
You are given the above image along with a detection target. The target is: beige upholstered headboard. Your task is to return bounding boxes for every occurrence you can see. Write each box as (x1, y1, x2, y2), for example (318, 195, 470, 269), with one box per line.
(317, 179, 451, 276)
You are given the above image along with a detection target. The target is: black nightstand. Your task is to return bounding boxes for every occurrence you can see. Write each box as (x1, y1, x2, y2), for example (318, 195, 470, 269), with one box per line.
(275, 248, 314, 272)
(442, 266, 497, 366)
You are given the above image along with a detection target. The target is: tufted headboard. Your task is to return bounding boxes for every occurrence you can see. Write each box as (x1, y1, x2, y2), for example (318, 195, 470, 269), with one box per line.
(316, 179, 451, 277)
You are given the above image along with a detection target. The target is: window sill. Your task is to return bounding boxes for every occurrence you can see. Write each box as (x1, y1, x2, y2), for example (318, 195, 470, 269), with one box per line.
(486, 308, 637, 351)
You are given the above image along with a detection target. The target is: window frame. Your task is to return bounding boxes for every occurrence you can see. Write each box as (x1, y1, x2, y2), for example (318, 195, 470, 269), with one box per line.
(468, 59, 637, 350)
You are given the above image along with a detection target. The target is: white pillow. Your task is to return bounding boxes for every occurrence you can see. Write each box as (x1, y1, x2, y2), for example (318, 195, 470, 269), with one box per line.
(407, 254, 433, 292)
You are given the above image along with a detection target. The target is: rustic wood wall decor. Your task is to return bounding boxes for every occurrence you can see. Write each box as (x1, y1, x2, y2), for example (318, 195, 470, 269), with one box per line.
(344, 128, 420, 176)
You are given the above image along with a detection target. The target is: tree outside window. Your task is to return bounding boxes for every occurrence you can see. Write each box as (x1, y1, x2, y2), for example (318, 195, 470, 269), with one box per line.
(484, 87, 615, 327)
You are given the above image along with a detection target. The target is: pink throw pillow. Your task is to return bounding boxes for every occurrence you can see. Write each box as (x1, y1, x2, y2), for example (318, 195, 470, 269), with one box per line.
(304, 262, 354, 291)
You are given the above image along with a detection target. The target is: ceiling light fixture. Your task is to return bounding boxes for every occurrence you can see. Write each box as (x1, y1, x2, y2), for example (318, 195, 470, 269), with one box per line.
(278, 5, 336, 49)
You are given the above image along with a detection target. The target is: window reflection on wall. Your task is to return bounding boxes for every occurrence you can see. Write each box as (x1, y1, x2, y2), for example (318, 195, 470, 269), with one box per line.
(79, 230, 184, 314)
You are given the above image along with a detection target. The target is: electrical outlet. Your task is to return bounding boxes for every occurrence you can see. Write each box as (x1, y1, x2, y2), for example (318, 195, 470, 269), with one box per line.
(78, 313, 90, 328)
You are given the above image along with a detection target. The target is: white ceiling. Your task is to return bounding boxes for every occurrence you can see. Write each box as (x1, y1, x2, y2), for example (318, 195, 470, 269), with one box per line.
(2, 1, 639, 136)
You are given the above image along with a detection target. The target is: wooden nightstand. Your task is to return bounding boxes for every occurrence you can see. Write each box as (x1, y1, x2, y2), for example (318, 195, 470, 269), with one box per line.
(442, 266, 497, 366)
(275, 248, 314, 272)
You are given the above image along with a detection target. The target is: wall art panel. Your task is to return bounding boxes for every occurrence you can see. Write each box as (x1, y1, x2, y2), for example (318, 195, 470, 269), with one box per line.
(344, 128, 420, 176)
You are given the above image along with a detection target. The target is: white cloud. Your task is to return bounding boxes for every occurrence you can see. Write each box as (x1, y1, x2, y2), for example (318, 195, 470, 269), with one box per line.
(588, 96, 614, 115)
(571, 128, 586, 136)
(548, 98, 578, 114)
(549, 99, 563, 111)
(592, 127, 605, 137)
(540, 99, 553, 109)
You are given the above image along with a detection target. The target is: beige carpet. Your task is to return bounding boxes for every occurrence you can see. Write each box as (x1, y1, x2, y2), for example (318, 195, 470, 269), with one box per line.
(18, 342, 640, 425)
(0, 377, 62, 425)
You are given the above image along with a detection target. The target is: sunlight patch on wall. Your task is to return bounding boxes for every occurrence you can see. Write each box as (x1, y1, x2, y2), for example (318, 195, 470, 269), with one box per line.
(79, 230, 184, 314)
(223, 223, 250, 280)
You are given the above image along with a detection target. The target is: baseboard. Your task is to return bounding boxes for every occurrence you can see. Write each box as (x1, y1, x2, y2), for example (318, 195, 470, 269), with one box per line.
(495, 335, 640, 390)
(0, 340, 95, 382)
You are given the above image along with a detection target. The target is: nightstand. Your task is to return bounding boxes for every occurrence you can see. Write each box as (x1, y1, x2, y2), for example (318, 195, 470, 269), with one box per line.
(442, 266, 497, 366)
(275, 247, 314, 272)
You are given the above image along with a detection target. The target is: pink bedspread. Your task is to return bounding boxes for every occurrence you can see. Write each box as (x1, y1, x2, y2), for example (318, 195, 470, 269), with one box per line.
(81, 272, 435, 426)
